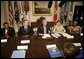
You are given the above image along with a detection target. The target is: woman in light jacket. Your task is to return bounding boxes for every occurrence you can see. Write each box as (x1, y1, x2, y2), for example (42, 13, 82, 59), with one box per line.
(52, 20, 66, 34)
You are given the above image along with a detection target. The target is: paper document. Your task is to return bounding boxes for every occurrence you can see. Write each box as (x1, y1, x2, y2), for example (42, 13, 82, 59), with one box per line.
(62, 33, 74, 38)
(46, 44, 57, 49)
(42, 34, 51, 39)
(11, 50, 26, 58)
(21, 40, 30, 44)
(1, 39, 7, 43)
(17, 45, 28, 50)
(73, 43, 81, 46)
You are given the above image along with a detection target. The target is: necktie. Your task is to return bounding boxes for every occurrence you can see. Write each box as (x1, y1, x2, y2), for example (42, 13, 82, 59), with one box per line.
(25, 28, 27, 35)
(5, 29, 8, 38)
(44, 26, 46, 34)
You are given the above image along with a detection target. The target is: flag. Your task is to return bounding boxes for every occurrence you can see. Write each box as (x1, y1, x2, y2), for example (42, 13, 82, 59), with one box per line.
(64, 2, 68, 22)
(54, 14, 57, 23)
(54, 1, 58, 23)
(14, 1, 19, 23)
(24, 1, 29, 15)
(8, 1, 13, 25)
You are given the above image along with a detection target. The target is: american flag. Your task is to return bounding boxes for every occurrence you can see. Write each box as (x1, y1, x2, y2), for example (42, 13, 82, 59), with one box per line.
(8, 1, 13, 25)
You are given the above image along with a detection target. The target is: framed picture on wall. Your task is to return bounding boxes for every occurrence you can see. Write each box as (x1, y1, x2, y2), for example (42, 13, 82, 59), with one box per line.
(32, 1, 52, 16)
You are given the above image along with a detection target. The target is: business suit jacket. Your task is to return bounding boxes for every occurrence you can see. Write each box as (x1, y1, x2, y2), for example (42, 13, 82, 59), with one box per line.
(37, 25, 50, 35)
(1, 27, 15, 38)
(18, 26, 34, 36)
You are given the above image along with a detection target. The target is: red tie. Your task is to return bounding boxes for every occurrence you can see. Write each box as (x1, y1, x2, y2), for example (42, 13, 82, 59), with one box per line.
(5, 29, 8, 38)
(25, 28, 27, 35)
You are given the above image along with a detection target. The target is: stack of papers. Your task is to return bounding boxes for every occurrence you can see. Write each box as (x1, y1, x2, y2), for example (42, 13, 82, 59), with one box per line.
(1, 39, 7, 43)
(11, 50, 26, 58)
(21, 40, 30, 44)
(73, 43, 81, 47)
(17, 45, 28, 50)
(42, 34, 51, 39)
(52, 33, 61, 38)
(62, 33, 74, 39)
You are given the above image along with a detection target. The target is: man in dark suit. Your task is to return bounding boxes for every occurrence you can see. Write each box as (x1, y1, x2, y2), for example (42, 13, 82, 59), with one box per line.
(18, 20, 34, 37)
(37, 17, 51, 35)
(1, 22, 15, 38)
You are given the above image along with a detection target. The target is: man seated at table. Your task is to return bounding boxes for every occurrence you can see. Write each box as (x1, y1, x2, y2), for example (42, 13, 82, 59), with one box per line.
(1, 22, 15, 38)
(61, 42, 81, 58)
(37, 17, 51, 35)
(68, 21, 81, 34)
(18, 20, 34, 37)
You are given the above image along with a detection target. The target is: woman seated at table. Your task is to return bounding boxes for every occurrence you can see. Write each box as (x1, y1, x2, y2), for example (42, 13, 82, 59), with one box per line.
(52, 20, 66, 34)
(68, 21, 81, 34)
(61, 42, 80, 58)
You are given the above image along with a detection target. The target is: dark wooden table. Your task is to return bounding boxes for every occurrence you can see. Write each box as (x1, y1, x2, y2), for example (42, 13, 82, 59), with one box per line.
(1, 34, 83, 58)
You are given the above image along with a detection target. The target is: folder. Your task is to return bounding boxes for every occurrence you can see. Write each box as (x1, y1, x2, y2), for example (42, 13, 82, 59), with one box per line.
(11, 50, 26, 58)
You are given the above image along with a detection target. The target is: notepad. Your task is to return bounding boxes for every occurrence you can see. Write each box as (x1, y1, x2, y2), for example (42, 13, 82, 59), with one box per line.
(11, 50, 26, 58)
(1, 39, 7, 43)
(73, 43, 81, 46)
(17, 45, 28, 50)
(46, 44, 57, 49)
(21, 40, 30, 44)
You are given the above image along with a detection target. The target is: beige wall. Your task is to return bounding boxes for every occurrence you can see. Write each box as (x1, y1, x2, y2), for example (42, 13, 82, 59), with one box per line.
(1, 1, 9, 28)
(1, 1, 5, 28)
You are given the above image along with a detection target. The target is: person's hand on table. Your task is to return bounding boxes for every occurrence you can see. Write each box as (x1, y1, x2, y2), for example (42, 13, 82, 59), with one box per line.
(48, 31, 51, 34)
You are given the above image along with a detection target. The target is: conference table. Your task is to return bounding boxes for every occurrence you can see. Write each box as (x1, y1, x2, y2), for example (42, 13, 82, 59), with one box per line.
(1, 33, 83, 58)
